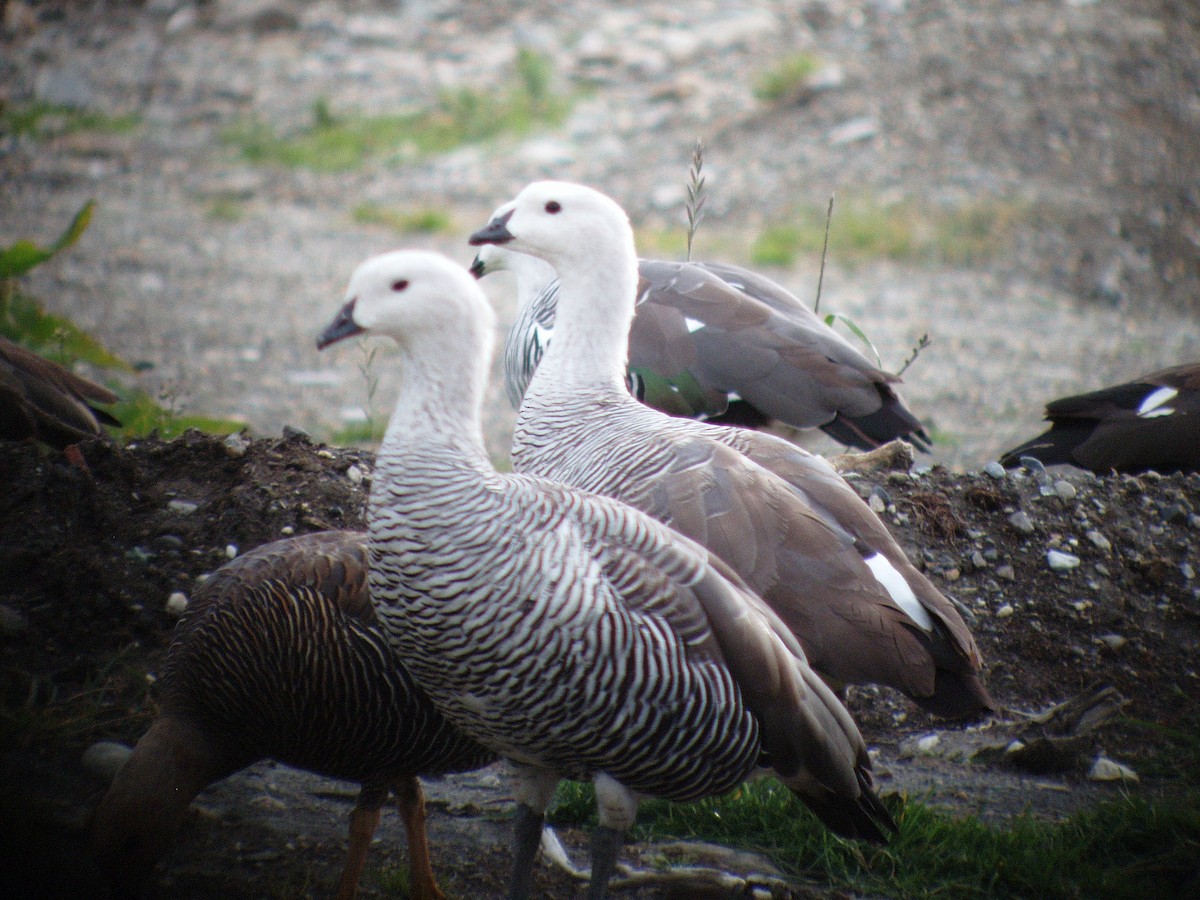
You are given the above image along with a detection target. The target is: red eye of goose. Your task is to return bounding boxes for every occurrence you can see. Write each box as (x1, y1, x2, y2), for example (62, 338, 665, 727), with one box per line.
(391, 279, 409, 292)
(545, 201, 561, 214)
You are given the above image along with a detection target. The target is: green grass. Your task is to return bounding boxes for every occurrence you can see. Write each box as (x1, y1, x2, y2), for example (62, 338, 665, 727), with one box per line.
(549, 779, 1200, 898)
(751, 197, 1027, 268)
(351, 203, 454, 234)
(329, 419, 387, 448)
(0, 100, 140, 140)
(753, 52, 822, 102)
(224, 48, 571, 171)
(205, 196, 247, 222)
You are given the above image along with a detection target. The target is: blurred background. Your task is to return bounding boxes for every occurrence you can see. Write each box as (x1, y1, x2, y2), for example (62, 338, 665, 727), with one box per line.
(2, 0, 1198, 470)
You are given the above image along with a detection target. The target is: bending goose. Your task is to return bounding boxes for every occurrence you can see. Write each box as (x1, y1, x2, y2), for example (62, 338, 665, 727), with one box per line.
(999, 362, 1200, 474)
(0, 336, 119, 449)
(469, 182, 993, 720)
(470, 244, 930, 450)
(316, 249, 894, 900)
(89, 530, 495, 900)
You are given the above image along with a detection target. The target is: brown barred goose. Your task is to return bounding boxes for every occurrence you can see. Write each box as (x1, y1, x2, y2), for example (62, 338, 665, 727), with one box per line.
(0, 336, 119, 449)
(470, 245, 929, 451)
(469, 182, 993, 722)
(89, 530, 494, 900)
(999, 362, 1200, 474)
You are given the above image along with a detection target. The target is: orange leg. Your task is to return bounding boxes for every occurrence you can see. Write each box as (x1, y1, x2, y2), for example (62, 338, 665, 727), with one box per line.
(393, 776, 445, 900)
(333, 782, 388, 900)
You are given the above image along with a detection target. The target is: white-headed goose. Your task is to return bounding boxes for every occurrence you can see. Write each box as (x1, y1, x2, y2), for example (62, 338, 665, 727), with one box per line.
(316, 249, 894, 900)
(469, 181, 993, 721)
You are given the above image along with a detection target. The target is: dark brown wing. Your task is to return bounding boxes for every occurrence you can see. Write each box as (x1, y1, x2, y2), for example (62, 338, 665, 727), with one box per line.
(0, 336, 119, 448)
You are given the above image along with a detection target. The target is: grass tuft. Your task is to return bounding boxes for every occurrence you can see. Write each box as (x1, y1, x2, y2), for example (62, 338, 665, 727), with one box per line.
(351, 203, 454, 234)
(0, 100, 140, 140)
(224, 48, 571, 171)
(753, 53, 822, 103)
(549, 778, 1200, 898)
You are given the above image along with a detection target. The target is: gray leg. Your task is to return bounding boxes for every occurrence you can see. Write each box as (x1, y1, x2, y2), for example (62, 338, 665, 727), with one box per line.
(507, 802, 545, 900)
(586, 825, 624, 900)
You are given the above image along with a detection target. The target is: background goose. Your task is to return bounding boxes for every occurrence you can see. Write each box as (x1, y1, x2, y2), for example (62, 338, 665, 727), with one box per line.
(89, 530, 495, 900)
(999, 362, 1200, 474)
(470, 181, 993, 721)
(316, 249, 894, 900)
(470, 245, 930, 451)
(0, 335, 119, 450)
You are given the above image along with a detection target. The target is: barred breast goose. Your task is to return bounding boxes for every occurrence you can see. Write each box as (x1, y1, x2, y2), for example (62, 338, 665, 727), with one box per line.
(999, 362, 1200, 474)
(316, 249, 894, 900)
(469, 181, 993, 720)
(469, 244, 929, 450)
(89, 530, 494, 900)
(0, 336, 119, 449)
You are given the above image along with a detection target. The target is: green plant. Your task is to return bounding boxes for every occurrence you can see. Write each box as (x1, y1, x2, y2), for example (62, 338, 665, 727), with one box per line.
(0, 100, 140, 141)
(351, 203, 453, 234)
(225, 49, 572, 171)
(752, 53, 821, 103)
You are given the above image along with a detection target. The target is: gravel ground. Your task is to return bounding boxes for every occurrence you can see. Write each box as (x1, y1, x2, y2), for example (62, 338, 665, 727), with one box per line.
(2, 0, 1199, 471)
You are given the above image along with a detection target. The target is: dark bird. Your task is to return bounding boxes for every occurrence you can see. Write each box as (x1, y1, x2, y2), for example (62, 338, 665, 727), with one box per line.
(89, 530, 495, 900)
(0, 335, 120, 450)
(999, 362, 1200, 475)
(471, 245, 930, 452)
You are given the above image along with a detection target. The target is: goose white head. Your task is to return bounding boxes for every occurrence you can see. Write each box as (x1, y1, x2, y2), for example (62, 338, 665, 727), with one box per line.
(469, 181, 637, 277)
(316, 250, 496, 444)
(317, 249, 495, 353)
(469, 182, 639, 384)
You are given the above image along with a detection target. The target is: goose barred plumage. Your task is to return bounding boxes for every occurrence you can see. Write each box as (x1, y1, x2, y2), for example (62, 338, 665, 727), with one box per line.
(316, 249, 894, 900)
(999, 362, 1200, 474)
(1, 335, 119, 449)
(470, 245, 930, 450)
(89, 530, 494, 900)
(469, 181, 993, 721)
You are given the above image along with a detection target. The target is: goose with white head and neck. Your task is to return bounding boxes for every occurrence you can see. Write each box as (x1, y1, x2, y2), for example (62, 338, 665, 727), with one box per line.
(316, 249, 894, 900)
(469, 181, 994, 720)
(469, 244, 930, 447)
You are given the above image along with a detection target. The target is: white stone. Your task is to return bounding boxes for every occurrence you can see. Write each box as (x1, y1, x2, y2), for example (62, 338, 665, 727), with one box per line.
(916, 733, 940, 754)
(1086, 530, 1112, 553)
(165, 592, 189, 617)
(996, 603, 1015, 618)
(1097, 633, 1127, 651)
(346, 464, 365, 485)
(1047, 550, 1081, 572)
(168, 499, 199, 515)
(1088, 756, 1138, 782)
(225, 544, 239, 560)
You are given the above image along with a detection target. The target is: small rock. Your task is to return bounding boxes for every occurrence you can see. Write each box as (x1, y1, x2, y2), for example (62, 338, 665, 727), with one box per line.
(165, 592, 189, 617)
(995, 563, 1016, 581)
(996, 603, 1015, 618)
(225, 544, 238, 560)
(168, 499, 199, 515)
(223, 431, 251, 458)
(280, 525, 295, 536)
(1086, 530, 1112, 553)
(82, 742, 133, 782)
(1004, 739, 1026, 755)
(1096, 633, 1127, 651)
(346, 464, 365, 485)
(915, 733, 940, 754)
(984, 461, 1007, 479)
(867, 493, 886, 513)
(1054, 480, 1077, 501)
(970, 551, 987, 569)
(1182, 563, 1195, 580)
(943, 567, 961, 582)
(1047, 550, 1081, 572)
(1008, 510, 1035, 534)
(827, 115, 878, 145)
(1088, 756, 1138, 782)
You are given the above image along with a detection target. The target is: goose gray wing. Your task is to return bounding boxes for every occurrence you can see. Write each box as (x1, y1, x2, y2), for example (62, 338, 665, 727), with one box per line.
(632, 260, 930, 450)
(503, 280, 559, 409)
(0, 336, 119, 447)
(1000, 361, 1200, 474)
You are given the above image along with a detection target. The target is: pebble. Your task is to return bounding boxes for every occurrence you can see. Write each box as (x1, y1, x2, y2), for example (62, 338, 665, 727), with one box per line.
(1086, 530, 1112, 553)
(168, 499, 200, 515)
(1053, 480, 1077, 501)
(1182, 563, 1195, 580)
(867, 493, 886, 513)
(970, 551, 987, 569)
(1096, 633, 1127, 651)
(1008, 510, 1035, 534)
(984, 461, 1007, 479)
(225, 544, 239, 560)
(995, 563, 1016, 581)
(996, 603, 1015, 618)
(1047, 549, 1081, 572)
(346, 464, 365, 485)
(1088, 756, 1138, 782)
(165, 592, 189, 617)
(223, 431, 251, 458)
(281, 525, 295, 536)
(82, 742, 133, 782)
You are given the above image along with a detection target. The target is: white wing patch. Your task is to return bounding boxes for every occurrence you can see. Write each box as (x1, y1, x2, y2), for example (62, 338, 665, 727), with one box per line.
(684, 317, 706, 334)
(864, 553, 934, 631)
(1137, 386, 1177, 418)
